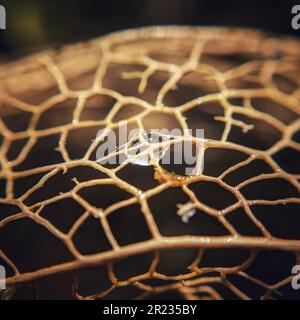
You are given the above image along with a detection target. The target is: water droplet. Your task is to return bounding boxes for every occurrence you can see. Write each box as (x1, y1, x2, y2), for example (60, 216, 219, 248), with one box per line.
(125, 131, 170, 166)
(177, 201, 196, 223)
(181, 209, 196, 223)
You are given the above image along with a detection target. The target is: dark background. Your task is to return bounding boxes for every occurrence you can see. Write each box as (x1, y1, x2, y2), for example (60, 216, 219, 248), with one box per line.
(0, 0, 299, 58)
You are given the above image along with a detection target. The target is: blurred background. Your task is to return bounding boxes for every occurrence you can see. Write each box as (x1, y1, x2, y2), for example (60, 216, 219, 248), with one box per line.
(0, 0, 299, 58)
